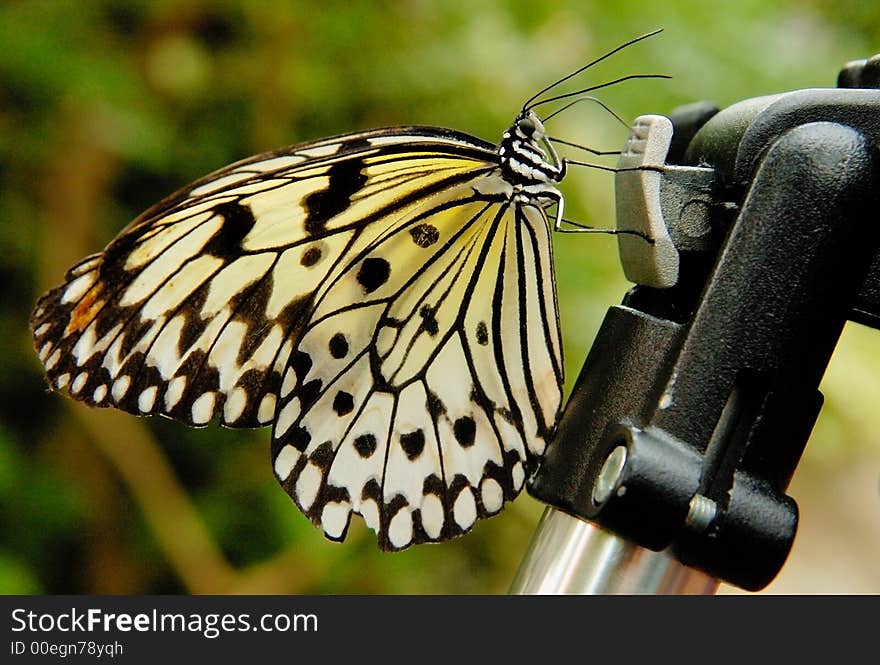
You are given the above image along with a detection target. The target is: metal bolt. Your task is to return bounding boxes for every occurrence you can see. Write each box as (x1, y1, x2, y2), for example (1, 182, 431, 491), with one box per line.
(592, 445, 627, 506)
(685, 494, 717, 532)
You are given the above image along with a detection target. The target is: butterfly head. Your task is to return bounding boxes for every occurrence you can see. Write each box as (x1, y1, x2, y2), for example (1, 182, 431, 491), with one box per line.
(499, 110, 564, 187)
(514, 111, 546, 142)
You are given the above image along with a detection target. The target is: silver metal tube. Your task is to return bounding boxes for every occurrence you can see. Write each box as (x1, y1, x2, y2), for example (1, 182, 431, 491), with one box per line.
(509, 507, 720, 595)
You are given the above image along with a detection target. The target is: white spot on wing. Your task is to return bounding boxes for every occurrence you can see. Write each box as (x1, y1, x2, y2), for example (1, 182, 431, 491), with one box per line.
(236, 325, 284, 378)
(274, 444, 300, 481)
(39, 341, 53, 362)
(71, 372, 88, 394)
(138, 386, 157, 412)
(189, 172, 255, 197)
(223, 386, 247, 423)
(480, 478, 503, 514)
(453, 487, 477, 529)
(420, 494, 444, 539)
(360, 499, 380, 531)
(164, 375, 187, 410)
(56, 373, 70, 389)
(280, 369, 296, 398)
(375, 326, 395, 357)
(388, 510, 413, 549)
(61, 272, 96, 305)
(72, 325, 97, 364)
(296, 462, 323, 511)
(274, 397, 301, 438)
(258, 394, 276, 424)
(321, 501, 351, 539)
(239, 154, 307, 172)
(191, 392, 216, 425)
(45, 349, 61, 370)
(297, 143, 342, 158)
(112, 375, 131, 401)
(93, 384, 107, 403)
(511, 461, 525, 491)
(70, 256, 101, 277)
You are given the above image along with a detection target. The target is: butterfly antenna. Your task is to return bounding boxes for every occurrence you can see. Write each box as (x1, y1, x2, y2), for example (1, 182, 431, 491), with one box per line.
(564, 159, 664, 174)
(548, 137, 620, 157)
(527, 73, 671, 112)
(521, 28, 663, 112)
(541, 95, 630, 127)
(557, 218, 654, 244)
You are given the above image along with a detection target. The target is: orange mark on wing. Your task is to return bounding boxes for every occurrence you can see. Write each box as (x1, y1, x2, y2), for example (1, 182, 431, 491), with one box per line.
(65, 284, 106, 335)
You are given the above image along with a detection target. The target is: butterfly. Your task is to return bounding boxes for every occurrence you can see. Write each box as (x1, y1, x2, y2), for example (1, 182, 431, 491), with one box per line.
(30, 33, 660, 551)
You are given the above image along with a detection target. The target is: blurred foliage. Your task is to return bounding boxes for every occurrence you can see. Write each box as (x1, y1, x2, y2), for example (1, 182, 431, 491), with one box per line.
(2, 0, 879, 594)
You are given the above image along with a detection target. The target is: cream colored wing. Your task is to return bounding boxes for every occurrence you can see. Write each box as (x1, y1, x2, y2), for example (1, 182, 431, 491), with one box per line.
(271, 184, 563, 549)
(31, 126, 563, 550)
(31, 127, 498, 428)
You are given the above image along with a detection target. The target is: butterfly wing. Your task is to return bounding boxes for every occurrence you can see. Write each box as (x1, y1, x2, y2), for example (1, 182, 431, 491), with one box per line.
(272, 193, 563, 548)
(31, 127, 497, 425)
(30, 125, 563, 549)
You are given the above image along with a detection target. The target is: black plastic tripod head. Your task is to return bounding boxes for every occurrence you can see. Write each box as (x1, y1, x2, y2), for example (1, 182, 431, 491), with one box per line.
(529, 54, 880, 591)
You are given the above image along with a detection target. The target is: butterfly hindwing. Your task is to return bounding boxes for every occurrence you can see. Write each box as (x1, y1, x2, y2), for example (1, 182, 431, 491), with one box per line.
(271, 187, 563, 549)
(31, 124, 564, 550)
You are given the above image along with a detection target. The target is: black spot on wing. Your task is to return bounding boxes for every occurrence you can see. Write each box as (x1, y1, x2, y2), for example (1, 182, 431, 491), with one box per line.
(361, 477, 381, 501)
(289, 425, 312, 452)
(328, 332, 349, 359)
(400, 429, 426, 460)
(308, 440, 335, 470)
(342, 136, 373, 152)
(357, 257, 390, 294)
(297, 379, 322, 410)
(426, 390, 446, 419)
(409, 223, 439, 248)
(354, 433, 378, 458)
(290, 350, 313, 379)
(418, 305, 438, 336)
(453, 415, 476, 447)
(475, 321, 488, 346)
(304, 159, 367, 234)
(300, 246, 322, 267)
(332, 390, 354, 416)
(204, 201, 258, 258)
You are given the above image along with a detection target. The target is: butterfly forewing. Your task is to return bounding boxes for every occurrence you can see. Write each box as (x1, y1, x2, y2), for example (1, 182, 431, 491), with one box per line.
(31, 124, 564, 550)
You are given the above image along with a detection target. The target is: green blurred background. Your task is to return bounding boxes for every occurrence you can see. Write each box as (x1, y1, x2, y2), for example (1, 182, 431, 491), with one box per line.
(2, 0, 879, 594)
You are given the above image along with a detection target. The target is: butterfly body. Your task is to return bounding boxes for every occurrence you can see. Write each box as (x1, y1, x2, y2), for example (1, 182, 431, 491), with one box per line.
(32, 109, 565, 550)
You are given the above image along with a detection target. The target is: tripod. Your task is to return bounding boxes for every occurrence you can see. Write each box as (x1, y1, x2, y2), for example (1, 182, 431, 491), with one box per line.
(511, 52, 880, 594)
